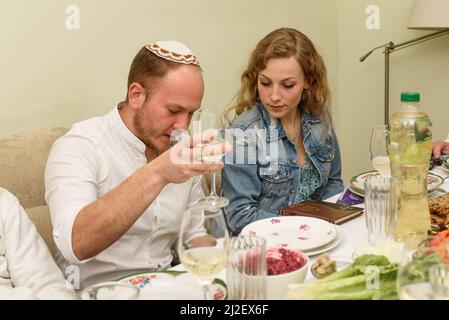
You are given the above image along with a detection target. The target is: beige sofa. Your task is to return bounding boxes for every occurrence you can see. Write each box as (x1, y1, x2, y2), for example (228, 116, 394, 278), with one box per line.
(0, 127, 68, 257)
(0, 127, 219, 258)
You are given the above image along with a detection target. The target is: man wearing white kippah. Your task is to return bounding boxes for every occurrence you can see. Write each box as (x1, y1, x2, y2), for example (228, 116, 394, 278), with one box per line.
(45, 41, 230, 289)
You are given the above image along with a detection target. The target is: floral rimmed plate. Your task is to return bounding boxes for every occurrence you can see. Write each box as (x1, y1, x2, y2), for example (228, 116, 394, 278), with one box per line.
(117, 271, 227, 300)
(241, 216, 337, 251)
(350, 170, 444, 196)
(302, 225, 344, 256)
(118, 270, 180, 288)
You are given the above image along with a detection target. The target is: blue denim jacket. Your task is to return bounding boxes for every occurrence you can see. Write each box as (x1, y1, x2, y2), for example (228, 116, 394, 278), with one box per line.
(221, 102, 344, 235)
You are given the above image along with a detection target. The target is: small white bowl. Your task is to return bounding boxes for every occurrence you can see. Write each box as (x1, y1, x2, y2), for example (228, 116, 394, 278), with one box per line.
(266, 252, 309, 300)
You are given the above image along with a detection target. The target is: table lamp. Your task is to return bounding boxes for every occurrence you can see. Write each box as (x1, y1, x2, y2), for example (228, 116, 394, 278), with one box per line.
(360, 0, 449, 125)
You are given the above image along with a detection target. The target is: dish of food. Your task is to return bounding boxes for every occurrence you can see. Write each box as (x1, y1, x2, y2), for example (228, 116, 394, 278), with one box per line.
(310, 253, 352, 279)
(429, 193, 449, 228)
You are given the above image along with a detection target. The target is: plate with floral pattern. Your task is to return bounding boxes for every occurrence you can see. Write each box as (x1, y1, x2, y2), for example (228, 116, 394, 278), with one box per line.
(240, 216, 337, 251)
(350, 170, 443, 195)
(117, 271, 227, 300)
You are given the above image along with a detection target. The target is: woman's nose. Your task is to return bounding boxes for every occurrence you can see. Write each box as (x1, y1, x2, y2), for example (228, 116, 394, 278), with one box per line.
(270, 89, 282, 103)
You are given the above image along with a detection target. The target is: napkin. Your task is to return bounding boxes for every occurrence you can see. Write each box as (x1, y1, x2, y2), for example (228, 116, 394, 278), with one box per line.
(139, 273, 203, 300)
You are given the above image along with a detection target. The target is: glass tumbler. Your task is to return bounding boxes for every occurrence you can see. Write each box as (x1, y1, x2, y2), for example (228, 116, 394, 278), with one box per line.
(226, 235, 267, 300)
(364, 175, 398, 244)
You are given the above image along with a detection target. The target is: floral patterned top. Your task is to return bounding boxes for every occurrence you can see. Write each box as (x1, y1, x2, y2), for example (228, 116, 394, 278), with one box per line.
(294, 153, 321, 203)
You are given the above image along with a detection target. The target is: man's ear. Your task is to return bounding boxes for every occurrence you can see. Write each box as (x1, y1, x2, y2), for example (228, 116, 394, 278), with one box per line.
(128, 82, 146, 110)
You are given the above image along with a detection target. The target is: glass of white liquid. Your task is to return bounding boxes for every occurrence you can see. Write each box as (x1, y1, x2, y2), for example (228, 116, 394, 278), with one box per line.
(178, 206, 229, 300)
(191, 109, 249, 210)
(370, 125, 391, 176)
(397, 235, 449, 300)
(171, 109, 249, 210)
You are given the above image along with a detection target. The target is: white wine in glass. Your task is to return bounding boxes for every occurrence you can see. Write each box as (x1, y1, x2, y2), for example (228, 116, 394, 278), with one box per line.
(178, 206, 229, 300)
(197, 138, 227, 163)
(372, 155, 391, 175)
(180, 246, 227, 281)
(370, 125, 391, 176)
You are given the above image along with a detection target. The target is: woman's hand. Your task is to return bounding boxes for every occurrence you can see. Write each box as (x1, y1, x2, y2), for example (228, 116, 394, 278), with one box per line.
(432, 140, 449, 158)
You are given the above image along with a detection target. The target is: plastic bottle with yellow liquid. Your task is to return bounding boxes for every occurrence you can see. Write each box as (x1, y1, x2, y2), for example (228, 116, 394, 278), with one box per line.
(388, 92, 432, 241)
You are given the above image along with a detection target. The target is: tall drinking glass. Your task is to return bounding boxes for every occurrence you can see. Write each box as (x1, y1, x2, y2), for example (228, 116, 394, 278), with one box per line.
(178, 206, 229, 300)
(364, 175, 398, 245)
(227, 235, 267, 300)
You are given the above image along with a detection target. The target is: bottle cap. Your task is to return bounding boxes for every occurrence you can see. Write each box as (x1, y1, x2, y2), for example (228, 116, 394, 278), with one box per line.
(401, 92, 420, 102)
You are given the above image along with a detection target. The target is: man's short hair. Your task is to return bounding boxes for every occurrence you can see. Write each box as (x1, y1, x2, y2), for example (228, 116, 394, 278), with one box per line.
(126, 47, 183, 101)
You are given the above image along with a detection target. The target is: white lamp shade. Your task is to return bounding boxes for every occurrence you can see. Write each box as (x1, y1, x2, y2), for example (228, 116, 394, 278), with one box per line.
(408, 0, 449, 29)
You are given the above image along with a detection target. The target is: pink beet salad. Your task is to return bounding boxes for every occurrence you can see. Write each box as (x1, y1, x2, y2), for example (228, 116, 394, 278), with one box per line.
(267, 247, 307, 276)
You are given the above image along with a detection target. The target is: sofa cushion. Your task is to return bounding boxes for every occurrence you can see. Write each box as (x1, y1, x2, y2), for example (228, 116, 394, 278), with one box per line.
(0, 127, 68, 208)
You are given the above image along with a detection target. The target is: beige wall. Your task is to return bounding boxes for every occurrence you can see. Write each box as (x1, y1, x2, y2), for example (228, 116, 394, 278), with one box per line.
(2, 0, 447, 186)
(337, 0, 449, 183)
(0, 0, 338, 135)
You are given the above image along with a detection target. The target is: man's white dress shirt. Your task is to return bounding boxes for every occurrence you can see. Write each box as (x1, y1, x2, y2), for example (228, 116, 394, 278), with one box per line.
(45, 107, 205, 289)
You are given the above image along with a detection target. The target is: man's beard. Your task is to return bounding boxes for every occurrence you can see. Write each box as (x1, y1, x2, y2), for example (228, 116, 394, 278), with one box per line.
(133, 110, 169, 154)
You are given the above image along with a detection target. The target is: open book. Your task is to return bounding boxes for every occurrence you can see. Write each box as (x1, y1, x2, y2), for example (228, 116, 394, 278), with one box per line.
(278, 200, 363, 225)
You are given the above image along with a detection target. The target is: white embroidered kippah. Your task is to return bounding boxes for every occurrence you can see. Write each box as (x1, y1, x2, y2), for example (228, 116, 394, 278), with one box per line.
(145, 41, 200, 66)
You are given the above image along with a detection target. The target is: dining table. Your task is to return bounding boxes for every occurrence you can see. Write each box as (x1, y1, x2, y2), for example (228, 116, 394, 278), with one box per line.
(207, 164, 448, 280)
(113, 164, 449, 300)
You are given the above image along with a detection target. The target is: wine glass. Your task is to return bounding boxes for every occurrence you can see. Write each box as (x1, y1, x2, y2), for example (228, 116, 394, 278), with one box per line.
(191, 110, 231, 210)
(178, 206, 229, 300)
(397, 235, 449, 300)
(370, 125, 391, 176)
(171, 109, 250, 210)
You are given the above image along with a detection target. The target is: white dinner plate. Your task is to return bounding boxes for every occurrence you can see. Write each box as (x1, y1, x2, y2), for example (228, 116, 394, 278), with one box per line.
(117, 271, 227, 300)
(240, 216, 337, 251)
(348, 185, 365, 197)
(350, 170, 444, 196)
(301, 225, 344, 256)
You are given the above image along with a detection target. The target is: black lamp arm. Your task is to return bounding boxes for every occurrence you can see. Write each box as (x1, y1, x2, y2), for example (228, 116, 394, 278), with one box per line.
(389, 29, 449, 52)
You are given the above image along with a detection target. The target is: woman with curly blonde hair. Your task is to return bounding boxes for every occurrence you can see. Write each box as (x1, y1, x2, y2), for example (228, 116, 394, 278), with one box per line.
(222, 28, 343, 235)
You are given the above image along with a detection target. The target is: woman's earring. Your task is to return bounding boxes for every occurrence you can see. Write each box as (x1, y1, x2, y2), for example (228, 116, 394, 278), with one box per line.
(302, 89, 311, 102)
